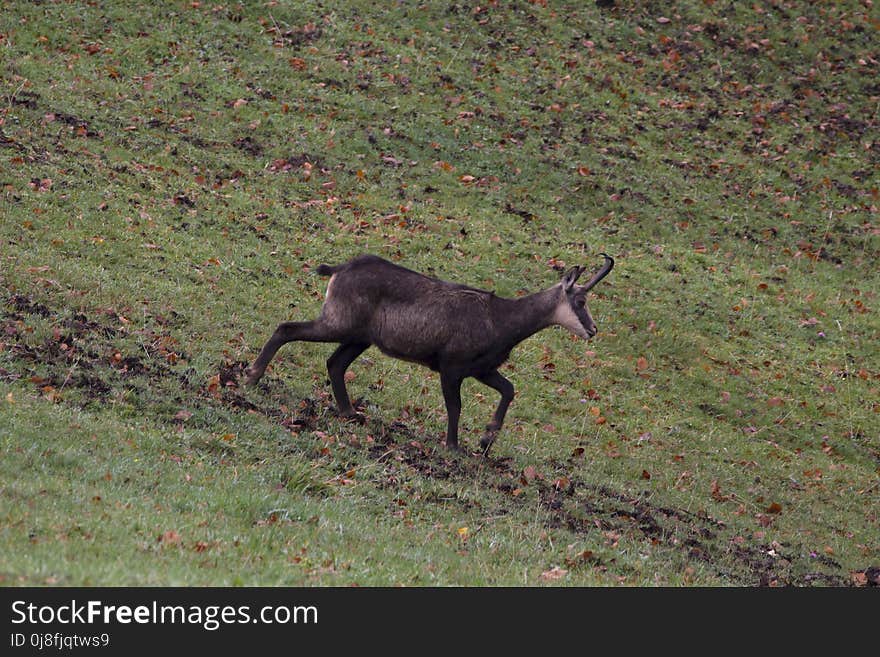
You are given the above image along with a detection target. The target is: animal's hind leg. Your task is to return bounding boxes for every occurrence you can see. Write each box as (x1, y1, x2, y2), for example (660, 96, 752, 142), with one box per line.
(245, 320, 335, 384)
(440, 372, 465, 451)
(327, 342, 369, 417)
(476, 370, 515, 454)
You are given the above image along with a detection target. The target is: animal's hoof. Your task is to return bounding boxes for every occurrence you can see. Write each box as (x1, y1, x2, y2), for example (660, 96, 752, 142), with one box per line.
(244, 368, 262, 386)
(445, 441, 465, 453)
(340, 411, 366, 425)
(480, 431, 497, 455)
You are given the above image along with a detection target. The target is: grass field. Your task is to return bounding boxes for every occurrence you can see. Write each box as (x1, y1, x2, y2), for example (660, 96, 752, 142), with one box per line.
(1, 0, 878, 586)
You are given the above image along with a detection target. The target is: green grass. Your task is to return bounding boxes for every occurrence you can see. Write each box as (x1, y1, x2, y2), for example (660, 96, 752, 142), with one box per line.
(1, 0, 878, 586)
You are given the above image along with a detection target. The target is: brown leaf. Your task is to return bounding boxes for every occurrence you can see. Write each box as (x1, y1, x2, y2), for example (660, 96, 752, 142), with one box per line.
(158, 530, 181, 544)
(851, 571, 868, 587)
(521, 465, 538, 484)
(765, 502, 782, 514)
(28, 178, 52, 192)
(540, 566, 568, 581)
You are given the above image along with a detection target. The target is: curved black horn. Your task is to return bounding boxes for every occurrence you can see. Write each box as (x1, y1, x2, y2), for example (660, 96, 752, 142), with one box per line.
(581, 253, 614, 291)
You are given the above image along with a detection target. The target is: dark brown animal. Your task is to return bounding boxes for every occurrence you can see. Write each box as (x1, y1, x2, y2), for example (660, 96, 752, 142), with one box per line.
(246, 254, 614, 453)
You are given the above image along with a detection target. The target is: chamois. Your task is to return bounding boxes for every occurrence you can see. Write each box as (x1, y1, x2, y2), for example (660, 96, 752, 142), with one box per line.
(246, 253, 614, 454)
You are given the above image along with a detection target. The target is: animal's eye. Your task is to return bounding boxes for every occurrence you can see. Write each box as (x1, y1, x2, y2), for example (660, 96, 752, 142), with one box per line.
(576, 298, 586, 308)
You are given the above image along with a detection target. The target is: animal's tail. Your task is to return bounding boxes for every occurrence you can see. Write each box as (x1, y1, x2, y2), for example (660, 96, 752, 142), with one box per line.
(316, 264, 338, 276)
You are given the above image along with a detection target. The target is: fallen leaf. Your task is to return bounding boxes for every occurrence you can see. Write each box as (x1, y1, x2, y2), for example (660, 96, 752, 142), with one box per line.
(158, 530, 181, 544)
(711, 479, 727, 501)
(540, 566, 568, 581)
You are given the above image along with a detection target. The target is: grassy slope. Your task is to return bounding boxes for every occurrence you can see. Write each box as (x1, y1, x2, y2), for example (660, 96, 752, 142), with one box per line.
(1, 1, 877, 585)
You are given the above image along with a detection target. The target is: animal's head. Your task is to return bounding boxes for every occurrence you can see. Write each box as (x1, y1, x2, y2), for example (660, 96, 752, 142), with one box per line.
(554, 254, 615, 339)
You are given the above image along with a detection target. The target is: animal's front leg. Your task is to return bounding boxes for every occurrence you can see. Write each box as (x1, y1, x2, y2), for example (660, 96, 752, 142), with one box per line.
(476, 370, 515, 455)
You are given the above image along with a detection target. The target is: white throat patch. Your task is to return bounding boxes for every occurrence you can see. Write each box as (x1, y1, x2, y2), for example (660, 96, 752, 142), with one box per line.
(552, 301, 589, 338)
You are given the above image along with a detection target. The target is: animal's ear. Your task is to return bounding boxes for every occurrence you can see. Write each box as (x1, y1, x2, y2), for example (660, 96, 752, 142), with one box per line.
(562, 266, 585, 291)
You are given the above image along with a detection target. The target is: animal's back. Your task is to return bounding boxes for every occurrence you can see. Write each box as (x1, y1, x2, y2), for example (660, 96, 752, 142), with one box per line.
(319, 254, 488, 302)
(317, 255, 498, 366)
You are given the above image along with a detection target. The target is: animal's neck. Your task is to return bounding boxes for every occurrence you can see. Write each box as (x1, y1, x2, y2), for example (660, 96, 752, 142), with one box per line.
(499, 286, 560, 346)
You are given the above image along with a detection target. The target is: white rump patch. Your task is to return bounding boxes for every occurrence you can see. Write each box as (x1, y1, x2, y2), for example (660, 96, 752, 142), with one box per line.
(325, 274, 336, 301)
